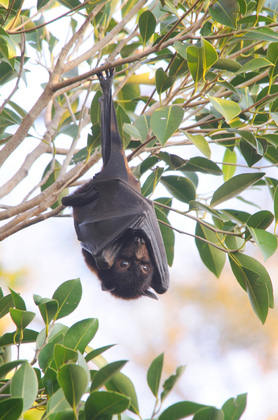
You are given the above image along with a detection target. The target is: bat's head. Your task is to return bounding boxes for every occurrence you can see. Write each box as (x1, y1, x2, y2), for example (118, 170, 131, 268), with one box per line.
(82, 231, 158, 300)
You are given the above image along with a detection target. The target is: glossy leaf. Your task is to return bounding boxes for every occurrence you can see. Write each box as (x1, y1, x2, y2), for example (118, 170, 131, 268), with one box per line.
(229, 253, 273, 323)
(246, 210, 274, 234)
(85, 344, 115, 362)
(222, 149, 237, 181)
(106, 371, 139, 414)
(116, 105, 130, 149)
(208, 96, 241, 123)
(85, 390, 130, 419)
(181, 157, 222, 175)
(134, 114, 150, 141)
(142, 167, 164, 196)
(34, 295, 58, 326)
(0, 294, 14, 318)
(150, 106, 184, 145)
(193, 407, 224, 420)
(247, 227, 277, 260)
(52, 279, 82, 320)
(147, 353, 164, 397)
(58, 364, 88, 409)
(159, 401, 206, 420)
(139, 10, 156, 45)
(195, 223, 226, 278)
(210, 173, 265, 207)
(47, 388, 72, 416)
(91, 360, 127, 391)
(186, 39, 218, 88)
(184, 132, 211, 159)
(274, 186, 278, 222)
(11, 362, 38, 413)
(237, 58, 273, 74)
(221, 393, 247, 420)
(155, 67, 176, 95)
(161, 365, 186, 402)
(161, 175, 196, 203)
(209, 0, 239, 29)
(0, 398, 23, 420)
(155, 205, 175, 266)
(63, 318, 99, 353)
(123, 123, 142, 141)
(0, 359, 26, 380)
(9, 309, 35, 331)
(9, 288, 26, 310)
(54, 344, 78, 369)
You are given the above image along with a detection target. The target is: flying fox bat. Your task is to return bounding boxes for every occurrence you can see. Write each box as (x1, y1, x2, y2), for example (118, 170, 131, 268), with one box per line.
(62, 68, 169, 299)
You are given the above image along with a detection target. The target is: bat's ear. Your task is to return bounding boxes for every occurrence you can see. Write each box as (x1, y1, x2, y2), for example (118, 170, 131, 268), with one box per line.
(142, 290, 158, 300)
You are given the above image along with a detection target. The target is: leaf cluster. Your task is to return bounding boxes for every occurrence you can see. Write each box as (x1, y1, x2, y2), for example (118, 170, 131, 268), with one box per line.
(0, 279, 247, 420)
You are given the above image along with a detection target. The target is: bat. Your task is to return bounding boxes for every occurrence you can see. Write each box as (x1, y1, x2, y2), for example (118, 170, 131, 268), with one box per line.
(62, 68, 169, 299)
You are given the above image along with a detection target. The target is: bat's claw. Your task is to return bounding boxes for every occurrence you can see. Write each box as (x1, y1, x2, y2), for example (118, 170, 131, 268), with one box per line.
(97, 68, 114, 83)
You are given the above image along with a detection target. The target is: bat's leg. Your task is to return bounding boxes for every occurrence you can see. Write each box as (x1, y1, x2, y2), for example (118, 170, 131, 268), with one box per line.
(97, 68, 123, 168)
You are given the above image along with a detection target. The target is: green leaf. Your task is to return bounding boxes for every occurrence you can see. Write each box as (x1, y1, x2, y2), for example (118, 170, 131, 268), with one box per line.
(142, 167, 164, 197)
(139, 10, 156, 45)
(106, 372, 139, 414)
(155, 205, 175, 266)
(184, 132, 211, 158)
(90, 90, 102, 124)
(193, 406, 224, 420)
(52, 279, 82, 320)
(195, 223, 226, 278)
(161, 365, 186, 402)
(222, 149, 237, 181)
(150, 106, 184, 145)
(236, 58, 274, 74)
(208, 96, 241, 123)
(229, 253, 273, 323)
(186, 39, 218, 89)
(147, 353, 164, 397)
(247, 227, 277, 260)
(0, 398, 23, 420)
(244, 27, 278, 42)
(161, 175, 196, 203)
(212, 58, 241, 72)
(43, 367, 59, 397)
(155, 67, 176, 95)
(189, 201, 226, 221)
(34, 296, 58, 325)
(9, 288, 26, 310)
(209, 0, 239, 29)
(181, 157, 222, 176)
(134, 114, 150, 141)
(85, 345, 115, 362)
(58, 364, 88, 410)
(54, 344, 78, 369)
(0, 294, 14, 318)
(221, 393, 247, 420)
(39, 333, 64, 372)
(210, 172, 265, 207)
(123, 123, 142, 141)
(91, 360, 127, 391)
(85, 390, 130, 419)
(0, 359, 26, 380)
(47, 388, 72, 416)
(11, 362, 38, 413)
(0, 329, 38, 347)
(116, 105, 130, 149)
(63, 318, 99, 353)
(159, 401, 206, 420)
(246, 210, 274, 233)
(9, 309, 35, 331)
(274, 186, 278, 222)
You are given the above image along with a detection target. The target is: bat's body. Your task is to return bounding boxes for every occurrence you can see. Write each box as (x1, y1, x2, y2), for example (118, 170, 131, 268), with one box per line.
(62, 69, 169, 299)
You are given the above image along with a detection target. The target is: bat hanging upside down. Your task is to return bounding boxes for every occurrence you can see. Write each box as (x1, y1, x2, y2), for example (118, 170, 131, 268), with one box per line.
(62, 69, 169, 299)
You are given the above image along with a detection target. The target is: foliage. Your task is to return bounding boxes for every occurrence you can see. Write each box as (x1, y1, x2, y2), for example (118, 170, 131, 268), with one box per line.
(0, 279, 247, 419)
(0, 1, 278, 325)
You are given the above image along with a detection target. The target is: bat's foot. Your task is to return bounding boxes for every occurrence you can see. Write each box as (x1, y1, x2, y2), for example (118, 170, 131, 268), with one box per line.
(97, 68, 114, 85)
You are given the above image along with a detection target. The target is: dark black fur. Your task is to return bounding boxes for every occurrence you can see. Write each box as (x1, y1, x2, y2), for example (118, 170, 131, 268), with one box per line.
(62, 69, 169, 299)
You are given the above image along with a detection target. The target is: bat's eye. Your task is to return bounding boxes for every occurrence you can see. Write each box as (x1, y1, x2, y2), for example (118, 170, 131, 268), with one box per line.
(120, 261, 129, 268)
(141, 264, 149, 272)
